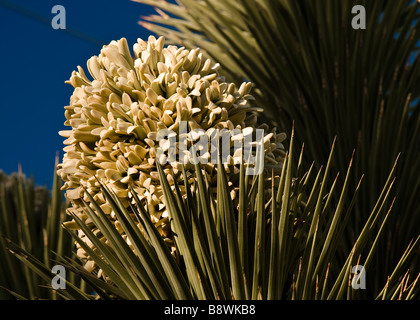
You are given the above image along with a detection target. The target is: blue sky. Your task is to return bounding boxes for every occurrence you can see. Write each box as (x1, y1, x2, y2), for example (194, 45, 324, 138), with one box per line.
(0, 0, 155, 187)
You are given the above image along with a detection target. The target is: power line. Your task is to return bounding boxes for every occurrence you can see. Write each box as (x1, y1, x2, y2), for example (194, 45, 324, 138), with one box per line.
(0, 0, 105, 47)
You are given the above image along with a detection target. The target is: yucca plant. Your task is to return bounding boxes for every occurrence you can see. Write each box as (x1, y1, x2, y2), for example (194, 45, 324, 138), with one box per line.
(55, 35, 286, 277)
(134, 0, 420, 293)
(2, 1, 418, 300)
(6, 131, 419, 300)
(0, 157, 84, 300)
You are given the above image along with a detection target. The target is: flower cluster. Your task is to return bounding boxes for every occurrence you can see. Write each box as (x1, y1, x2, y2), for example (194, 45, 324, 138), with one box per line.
(58, 36, 285, 268)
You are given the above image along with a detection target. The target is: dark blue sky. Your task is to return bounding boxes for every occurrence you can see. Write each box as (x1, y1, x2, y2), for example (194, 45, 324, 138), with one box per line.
(0, 0, 155, 187)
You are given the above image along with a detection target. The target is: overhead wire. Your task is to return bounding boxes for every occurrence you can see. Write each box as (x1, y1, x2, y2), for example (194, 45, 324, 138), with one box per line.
(0, 0, 105, 47)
